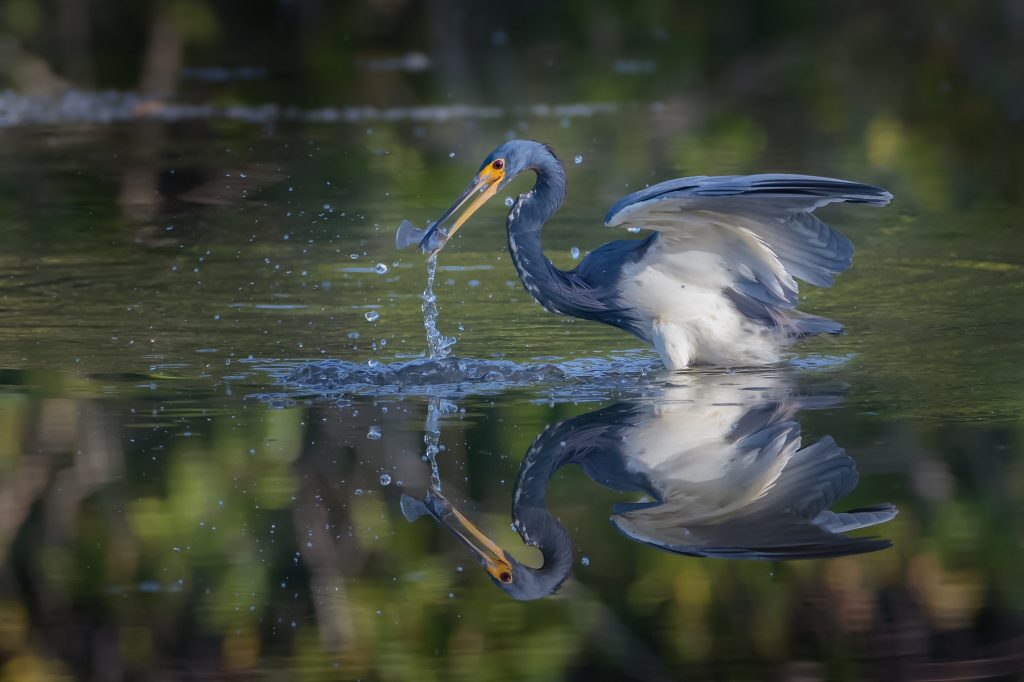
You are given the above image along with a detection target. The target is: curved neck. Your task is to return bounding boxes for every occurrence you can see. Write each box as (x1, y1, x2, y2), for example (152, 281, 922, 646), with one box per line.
(510, 423, 578, 585)
(506, 160, 572, 315)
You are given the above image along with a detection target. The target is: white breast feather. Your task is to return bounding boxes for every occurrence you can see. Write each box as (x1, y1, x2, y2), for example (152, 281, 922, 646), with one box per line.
(618, 222, 791, 368)
(622, 381, 795, 514)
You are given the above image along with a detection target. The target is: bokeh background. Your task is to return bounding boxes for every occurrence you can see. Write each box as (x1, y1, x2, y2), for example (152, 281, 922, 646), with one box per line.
(1, 1, 1023, 680)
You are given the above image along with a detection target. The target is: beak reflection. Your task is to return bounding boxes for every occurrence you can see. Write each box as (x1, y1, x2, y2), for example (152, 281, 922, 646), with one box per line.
(401, 490, 513, 584)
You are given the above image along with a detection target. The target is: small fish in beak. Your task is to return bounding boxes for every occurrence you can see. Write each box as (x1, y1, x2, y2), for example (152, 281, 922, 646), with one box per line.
(395, 219, 447, 254)
(394, 161, 506, 255)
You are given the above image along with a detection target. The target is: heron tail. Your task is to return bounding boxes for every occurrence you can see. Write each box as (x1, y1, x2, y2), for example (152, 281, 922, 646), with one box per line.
(724, 288, 844, 337)
(791, 312, 844, 336)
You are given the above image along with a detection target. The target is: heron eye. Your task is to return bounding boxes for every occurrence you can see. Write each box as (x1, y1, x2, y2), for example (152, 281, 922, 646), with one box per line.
(499, 571, 512, 583)
(492, 159, 505, 170)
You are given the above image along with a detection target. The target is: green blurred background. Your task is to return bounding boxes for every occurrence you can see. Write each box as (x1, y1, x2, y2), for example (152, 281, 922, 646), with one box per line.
(1, 1, 1023, 680)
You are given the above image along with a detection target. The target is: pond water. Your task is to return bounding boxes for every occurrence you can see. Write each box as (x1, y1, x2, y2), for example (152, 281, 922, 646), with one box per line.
(2, 7, 1024, 680)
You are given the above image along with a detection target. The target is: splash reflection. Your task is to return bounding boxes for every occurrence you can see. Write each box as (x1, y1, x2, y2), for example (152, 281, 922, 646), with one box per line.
(405, 371, 897, 600)
(422, 397, 456, 492)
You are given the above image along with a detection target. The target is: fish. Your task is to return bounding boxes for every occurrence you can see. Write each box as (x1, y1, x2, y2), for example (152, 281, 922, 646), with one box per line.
(400, 489, 448, 522)
(395, 219, 447, 254)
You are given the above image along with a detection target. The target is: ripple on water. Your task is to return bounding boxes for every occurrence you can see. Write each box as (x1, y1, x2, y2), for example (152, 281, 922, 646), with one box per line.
(282, 357, 568, 391)
(250, 351, 663, 402)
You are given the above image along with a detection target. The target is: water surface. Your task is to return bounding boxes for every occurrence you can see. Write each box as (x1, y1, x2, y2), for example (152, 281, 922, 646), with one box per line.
(1, 8, 1023, 679)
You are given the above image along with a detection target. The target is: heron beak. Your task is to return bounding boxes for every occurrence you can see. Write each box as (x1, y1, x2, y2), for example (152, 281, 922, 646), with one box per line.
(432, 492, 514, 584)
(418, 164, 505, 254)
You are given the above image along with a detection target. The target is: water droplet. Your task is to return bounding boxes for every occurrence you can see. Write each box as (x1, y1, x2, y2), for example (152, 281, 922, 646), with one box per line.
(367, 425, 382, 440)
(379, 473, 392, 486)
(448, 151, 456, 158)
(627, 226, 642, 233)
(364, 310, 380, 322)
(504, 196, 514, 207)
(574, 154, 583, 165)
(354, 488, 364, 496)
(570, 246, 580, 260)
(374, 262, 388, 274)
(581, 556, 590, 566)
(347, 331, 360, 340)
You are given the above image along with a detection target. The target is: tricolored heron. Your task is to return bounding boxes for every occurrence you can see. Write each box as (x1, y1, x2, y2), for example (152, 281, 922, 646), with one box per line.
(397, 140, 892, 369)
(402, 373, 897, 600)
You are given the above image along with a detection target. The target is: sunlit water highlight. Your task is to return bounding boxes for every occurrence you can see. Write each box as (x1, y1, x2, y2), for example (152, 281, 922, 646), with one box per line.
(0, 90, 622, 127)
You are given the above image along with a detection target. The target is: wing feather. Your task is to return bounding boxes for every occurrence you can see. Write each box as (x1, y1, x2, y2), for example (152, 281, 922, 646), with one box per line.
(604, 174, 891, 327)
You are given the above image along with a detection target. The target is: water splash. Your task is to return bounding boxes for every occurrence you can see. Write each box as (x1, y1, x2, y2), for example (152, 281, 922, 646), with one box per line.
(268, 352, 661, 401)
(423, 255, 457, 359)
(423, 397, 457, 491)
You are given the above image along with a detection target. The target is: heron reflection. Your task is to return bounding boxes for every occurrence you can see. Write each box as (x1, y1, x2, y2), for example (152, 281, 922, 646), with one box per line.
(402, 372, 896, 600)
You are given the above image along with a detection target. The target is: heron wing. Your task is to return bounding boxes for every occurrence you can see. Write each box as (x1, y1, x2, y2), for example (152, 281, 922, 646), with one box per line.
(741, 435, 858, 517)
(609, 433, 896, 559)
(612, 513, 893, 560)
(603, 174, 891, 322)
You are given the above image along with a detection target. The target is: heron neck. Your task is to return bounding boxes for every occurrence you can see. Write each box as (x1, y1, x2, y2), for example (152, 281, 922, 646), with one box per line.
(512, 426, 576, 582)
(506, 164, 572, 313)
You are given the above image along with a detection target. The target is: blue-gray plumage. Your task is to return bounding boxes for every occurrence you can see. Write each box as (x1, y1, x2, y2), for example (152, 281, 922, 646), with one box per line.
(402, 373, 897, 600)
(397, 140, 893, 368)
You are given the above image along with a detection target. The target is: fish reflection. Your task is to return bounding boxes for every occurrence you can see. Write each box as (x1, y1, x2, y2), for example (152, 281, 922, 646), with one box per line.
(403, 373, 897, 600)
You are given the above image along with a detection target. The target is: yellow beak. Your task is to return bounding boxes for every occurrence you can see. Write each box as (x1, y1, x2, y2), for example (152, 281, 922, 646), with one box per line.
(434, 492, 514, 583)
(418, 164, 505, 254)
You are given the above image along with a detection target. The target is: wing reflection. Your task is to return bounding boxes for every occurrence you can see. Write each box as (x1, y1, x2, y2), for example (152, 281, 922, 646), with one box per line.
(404, 371, 897, 600)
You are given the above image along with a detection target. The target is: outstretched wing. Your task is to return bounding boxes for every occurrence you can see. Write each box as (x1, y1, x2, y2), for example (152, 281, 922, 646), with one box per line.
(610, 433, 897, 560)
(604, 174, 892, 329)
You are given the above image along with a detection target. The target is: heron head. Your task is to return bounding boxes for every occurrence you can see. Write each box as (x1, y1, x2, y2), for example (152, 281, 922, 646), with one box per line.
(414, 140, 556, 255)
(439, 502, 572, 600)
